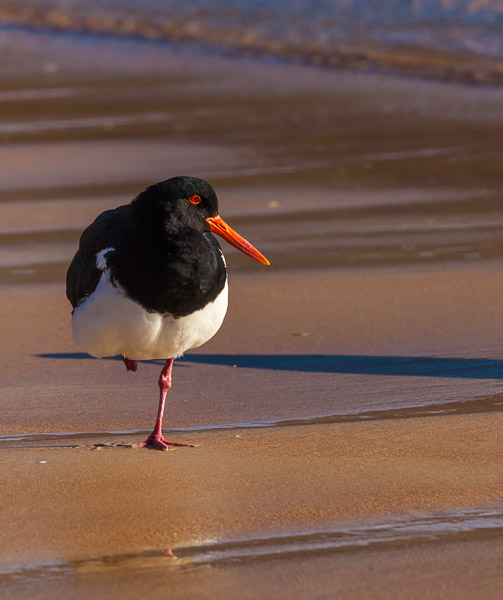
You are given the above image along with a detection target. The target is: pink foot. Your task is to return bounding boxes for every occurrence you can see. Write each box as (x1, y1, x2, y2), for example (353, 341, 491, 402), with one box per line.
(132, 433, 194, 451)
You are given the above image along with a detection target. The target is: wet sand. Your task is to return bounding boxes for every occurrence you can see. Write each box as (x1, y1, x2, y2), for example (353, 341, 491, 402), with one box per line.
(2, 269, 503, 598)
(1, 27, 503, 599)
(1, 414, 503, 599)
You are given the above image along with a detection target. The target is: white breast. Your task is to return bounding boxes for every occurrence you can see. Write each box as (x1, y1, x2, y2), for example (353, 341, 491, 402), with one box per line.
(72, 267, 228, 360)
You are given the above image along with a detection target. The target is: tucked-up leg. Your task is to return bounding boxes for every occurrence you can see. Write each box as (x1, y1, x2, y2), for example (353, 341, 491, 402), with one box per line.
(121, 354, 138, 372)
(133, 358, 193, 451)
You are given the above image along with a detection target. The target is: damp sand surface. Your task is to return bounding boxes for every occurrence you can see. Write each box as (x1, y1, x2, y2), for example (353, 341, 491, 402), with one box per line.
(2, 268, 503, 599)
(1, 27, 503, 599)
(1, 416, 503, 599)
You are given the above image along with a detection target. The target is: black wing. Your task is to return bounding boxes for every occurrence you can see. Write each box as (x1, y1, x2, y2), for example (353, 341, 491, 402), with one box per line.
(66, 205, 132, 309)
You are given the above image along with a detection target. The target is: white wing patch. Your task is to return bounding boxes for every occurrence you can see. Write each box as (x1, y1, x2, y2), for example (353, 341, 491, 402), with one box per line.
(95, 247, 115, 271)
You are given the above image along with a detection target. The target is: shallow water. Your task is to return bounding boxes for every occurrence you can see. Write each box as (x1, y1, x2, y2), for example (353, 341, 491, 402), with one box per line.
(2, 1, 503, 83)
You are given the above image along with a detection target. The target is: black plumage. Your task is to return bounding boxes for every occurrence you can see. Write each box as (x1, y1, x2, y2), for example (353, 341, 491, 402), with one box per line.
(66, 176, 226, 317)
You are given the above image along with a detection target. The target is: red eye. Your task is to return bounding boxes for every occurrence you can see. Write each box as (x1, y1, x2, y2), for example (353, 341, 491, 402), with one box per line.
(189, 195, 201, 205)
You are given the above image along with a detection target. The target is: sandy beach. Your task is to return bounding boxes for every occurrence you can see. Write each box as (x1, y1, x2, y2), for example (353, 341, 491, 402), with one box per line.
(1, 21, 503, 599)
(1, 413, 503, 599)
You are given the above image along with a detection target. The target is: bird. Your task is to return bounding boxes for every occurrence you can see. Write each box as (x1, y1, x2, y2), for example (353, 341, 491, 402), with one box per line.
(66, 176, 269, 450)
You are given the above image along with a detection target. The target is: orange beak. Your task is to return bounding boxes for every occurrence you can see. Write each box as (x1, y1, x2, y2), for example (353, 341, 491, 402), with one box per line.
(206, 215, 270, 266)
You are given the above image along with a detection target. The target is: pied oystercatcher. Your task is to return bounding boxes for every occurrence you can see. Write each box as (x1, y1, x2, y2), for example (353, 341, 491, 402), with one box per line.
(66, 176, 269, 450)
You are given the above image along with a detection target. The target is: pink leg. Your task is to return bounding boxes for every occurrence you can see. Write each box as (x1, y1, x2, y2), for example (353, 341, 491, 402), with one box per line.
(133, 358, 193, 451)
(121, 354, 138, 372)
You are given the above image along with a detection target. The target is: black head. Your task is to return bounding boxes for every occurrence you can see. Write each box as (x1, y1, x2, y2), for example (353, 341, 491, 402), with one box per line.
(132, 176, 219, 232)
(132, 175, 270, 265)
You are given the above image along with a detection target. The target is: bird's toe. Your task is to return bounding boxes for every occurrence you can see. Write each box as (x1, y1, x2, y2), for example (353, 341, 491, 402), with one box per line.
(132, 434, 193, 451)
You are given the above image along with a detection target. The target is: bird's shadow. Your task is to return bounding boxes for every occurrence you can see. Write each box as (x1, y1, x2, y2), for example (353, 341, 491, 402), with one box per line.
(35, 353, 503, 380)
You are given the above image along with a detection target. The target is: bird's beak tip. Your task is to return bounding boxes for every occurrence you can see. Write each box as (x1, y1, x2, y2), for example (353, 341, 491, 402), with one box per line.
(206, 215, 270, 266)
